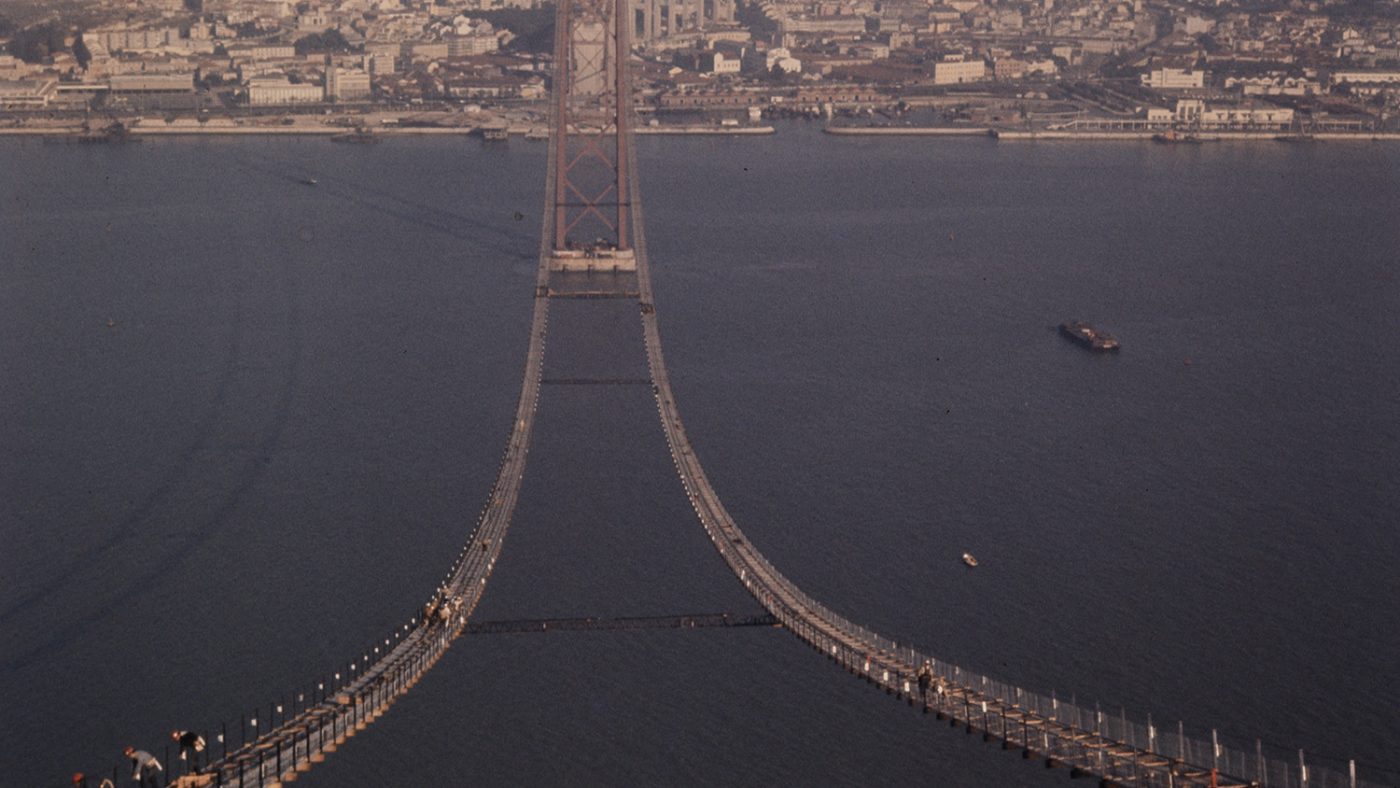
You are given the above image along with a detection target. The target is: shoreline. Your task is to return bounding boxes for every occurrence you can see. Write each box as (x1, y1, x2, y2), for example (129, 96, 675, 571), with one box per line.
(0, 123, 778, 138)
(994, 129, 1400, 141)
(636, 125, 775, 135)
(824, 125, 992, 136)
(5, 122, 1395, 142)
(824, 125, 1400, 142)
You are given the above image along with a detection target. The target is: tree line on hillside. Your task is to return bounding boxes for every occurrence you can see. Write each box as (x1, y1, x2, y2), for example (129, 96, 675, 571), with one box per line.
(294, 29, 353, 55)
(6, 22, 71, 63)
(474, 5, 554, 54)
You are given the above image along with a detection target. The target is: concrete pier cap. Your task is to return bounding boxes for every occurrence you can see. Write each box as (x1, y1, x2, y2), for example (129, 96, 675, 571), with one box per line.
(549, 248, 636, 272)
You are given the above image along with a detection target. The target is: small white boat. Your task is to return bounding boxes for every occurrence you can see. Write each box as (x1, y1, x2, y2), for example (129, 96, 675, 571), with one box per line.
(961, 552, 978, 567)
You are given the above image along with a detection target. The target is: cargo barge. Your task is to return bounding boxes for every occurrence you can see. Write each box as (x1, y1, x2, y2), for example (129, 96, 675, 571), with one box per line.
(1059, 320, 1120, 351)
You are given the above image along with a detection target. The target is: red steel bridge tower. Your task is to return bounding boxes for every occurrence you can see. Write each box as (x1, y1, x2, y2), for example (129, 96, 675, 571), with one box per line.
(548, 0, 635, 272)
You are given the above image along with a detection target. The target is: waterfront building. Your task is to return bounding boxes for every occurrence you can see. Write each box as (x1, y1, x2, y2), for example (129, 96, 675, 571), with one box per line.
(52, 82, 108, 109)
(109, 74, 196, 94)
(1172, 98, 1294, 129)
(792, 85, 891, 106)
(658, 86, 768, 108)
(247, 76, 324, 106)
(0, 78, 58, 109)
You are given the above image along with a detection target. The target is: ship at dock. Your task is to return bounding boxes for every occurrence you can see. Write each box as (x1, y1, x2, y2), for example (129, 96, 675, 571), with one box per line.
(1152, 130, 1202, 144)
(330, 128, 379, 144)
(1059, 320, 1120, 351)
(47, 121, 137, 145)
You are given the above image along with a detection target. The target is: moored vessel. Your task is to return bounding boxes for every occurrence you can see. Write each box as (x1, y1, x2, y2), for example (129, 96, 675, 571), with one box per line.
(47, 121, 137, 145)
(1059, 320, 1120, 351)
(330, 129, 379, 144)
(1152, 130, 1201, 144)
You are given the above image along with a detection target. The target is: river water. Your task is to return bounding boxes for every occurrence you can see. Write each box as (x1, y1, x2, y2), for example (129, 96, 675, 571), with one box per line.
(2, 125, 1398, 786)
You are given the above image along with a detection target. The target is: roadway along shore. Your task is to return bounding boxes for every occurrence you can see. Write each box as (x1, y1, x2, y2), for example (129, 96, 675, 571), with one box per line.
(823, 125, 992, 136)
(823, 125, 1400, 142)
(0, 123, 777, 137)
(7, 122, 1393, 142)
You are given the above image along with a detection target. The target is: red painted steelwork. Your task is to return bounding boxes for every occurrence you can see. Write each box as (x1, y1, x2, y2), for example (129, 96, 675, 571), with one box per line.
(550, 0, 632, 252)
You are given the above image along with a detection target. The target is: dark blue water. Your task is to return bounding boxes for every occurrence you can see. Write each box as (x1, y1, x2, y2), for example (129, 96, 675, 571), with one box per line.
(2, 127, 1398, 786)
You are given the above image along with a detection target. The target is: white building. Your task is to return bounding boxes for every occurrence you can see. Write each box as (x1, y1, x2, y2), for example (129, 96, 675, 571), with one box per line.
(109, 74, 196, 93)
(675, 49, 742, 74)
(404, 41, 451, 60)
(227, 45, 298, 61)
(743, 46, 801, 74)
(1145, 107, 1173, 124)
(248, 77, 324, 106)
(0, 78, 58, 108)
(90, 27, 181, 52)
(1173, 99, 1293, 129)
(933, 57, 986, 85)
(1226, 75, 1318, 96)
(365, 51, 397, 76)
(707, 51, 742, 74)
(1330, 70, 1400, 86)
(781, 15, 867, 34)
(1142, 68, 1204, 89)
(446, 34, 499, 57)
(326, 66, 372, 100)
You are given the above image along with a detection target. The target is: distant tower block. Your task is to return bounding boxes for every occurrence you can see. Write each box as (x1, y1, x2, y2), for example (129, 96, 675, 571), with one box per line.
(628, 0, 731, 40)
(548, 0, 636, 272)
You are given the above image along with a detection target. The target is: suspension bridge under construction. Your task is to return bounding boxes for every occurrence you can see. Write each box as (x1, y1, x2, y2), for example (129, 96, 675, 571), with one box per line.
(69, 1, 1386, 786)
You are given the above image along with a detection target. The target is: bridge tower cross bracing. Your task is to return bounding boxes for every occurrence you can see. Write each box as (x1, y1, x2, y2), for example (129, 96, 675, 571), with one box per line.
(549, 0, 636, 272)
